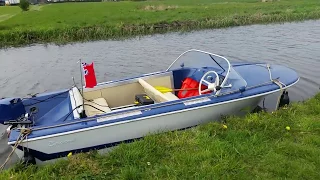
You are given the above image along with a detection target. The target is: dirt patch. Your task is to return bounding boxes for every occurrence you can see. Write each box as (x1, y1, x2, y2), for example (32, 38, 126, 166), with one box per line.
(30, 5, 44, 11)
(0, 14, 16, 23)
(261, 0, 280, 2)
(142, 5, 178, 11)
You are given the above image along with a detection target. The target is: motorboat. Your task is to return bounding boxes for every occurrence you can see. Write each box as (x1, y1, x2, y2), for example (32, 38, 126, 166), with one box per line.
(0, 49, 299, 165)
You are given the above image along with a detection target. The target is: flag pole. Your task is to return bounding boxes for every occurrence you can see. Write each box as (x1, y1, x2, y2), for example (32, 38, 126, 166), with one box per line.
(79, 58, 84, 96)
(78, 59, 86, 118)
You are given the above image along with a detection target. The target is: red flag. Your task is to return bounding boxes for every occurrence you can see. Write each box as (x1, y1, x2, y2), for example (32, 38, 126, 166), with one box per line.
(82, 62, 97, 88)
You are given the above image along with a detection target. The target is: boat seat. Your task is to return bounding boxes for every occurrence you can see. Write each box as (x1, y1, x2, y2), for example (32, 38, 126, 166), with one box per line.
(84, 98, 112, 117)
(138, 78, 179, 103)
(69, 87, 84, 119)
(163, 92, 179, 101)
(69, 87, 111, 119)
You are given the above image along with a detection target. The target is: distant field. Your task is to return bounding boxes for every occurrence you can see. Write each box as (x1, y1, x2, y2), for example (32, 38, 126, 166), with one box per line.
(0, 0, 320, 47)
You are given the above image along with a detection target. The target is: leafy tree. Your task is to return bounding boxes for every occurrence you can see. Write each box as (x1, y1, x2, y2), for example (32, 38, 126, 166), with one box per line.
(19, 0, 30, 11)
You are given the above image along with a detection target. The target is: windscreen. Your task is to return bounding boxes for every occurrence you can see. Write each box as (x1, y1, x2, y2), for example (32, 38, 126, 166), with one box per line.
(167, 50, 228, 74)
(167, 50, 247, 94)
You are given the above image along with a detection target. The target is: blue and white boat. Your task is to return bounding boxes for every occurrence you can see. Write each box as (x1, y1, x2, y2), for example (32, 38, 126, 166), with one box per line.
(0, 49, 299, 165)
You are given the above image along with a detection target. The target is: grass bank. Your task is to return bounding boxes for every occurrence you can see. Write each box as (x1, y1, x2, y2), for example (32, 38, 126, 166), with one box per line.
(1, 93, 319, 179)
(0, 0, 320, 48)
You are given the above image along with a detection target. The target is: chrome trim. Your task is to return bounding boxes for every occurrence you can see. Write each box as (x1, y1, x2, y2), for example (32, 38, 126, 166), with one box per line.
(83, 71, 173, 92)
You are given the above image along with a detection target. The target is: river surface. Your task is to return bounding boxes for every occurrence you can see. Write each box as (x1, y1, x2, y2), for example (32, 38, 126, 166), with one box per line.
(0, 20, 320, 168)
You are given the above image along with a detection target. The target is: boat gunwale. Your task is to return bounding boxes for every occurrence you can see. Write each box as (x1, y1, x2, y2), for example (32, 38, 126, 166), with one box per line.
(83, 70, 172, 92)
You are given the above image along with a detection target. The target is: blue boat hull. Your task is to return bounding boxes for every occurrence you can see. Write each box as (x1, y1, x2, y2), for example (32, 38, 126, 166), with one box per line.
(1, 49, 299, 164)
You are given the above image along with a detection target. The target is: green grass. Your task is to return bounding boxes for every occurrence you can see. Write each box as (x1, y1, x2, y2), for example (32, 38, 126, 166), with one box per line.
(0, 6, 20, 23)
(0, 0, 320, 48)
(1, 93, 320, 179)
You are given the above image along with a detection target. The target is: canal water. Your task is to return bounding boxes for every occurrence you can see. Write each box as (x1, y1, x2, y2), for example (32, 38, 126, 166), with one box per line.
(1, 19, 319, 168)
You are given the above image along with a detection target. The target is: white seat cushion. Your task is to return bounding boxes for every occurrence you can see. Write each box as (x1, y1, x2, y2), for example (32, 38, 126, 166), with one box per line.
(163, 92, 179, 101)
(69, 87, 84, 119)
(138, 78, 179, 103)
(84, 98, 111, 117)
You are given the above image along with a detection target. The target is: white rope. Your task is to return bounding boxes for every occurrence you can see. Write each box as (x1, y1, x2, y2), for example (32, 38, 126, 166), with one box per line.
(273, 79, 284, 110)
(266, 64, 286, 110)
(0, 128, 32, 171)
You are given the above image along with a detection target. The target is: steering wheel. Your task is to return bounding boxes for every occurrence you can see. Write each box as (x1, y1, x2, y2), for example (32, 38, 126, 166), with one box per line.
(199, 71, 220, 95)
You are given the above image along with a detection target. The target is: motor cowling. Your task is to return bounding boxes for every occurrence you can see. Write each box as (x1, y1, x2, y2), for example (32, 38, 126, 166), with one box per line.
(0, 98, 26, 124)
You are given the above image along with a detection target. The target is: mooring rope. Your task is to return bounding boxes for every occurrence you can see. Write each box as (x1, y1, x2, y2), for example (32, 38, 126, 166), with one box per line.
(265, 64, 286, 111)
(273, 79, 284, 110)
(0, 128, 32, 171)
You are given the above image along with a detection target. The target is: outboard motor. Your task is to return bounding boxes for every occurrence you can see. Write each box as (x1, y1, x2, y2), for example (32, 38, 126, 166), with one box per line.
(0, 98, 26, 125)
(1, 98, 36, 165)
